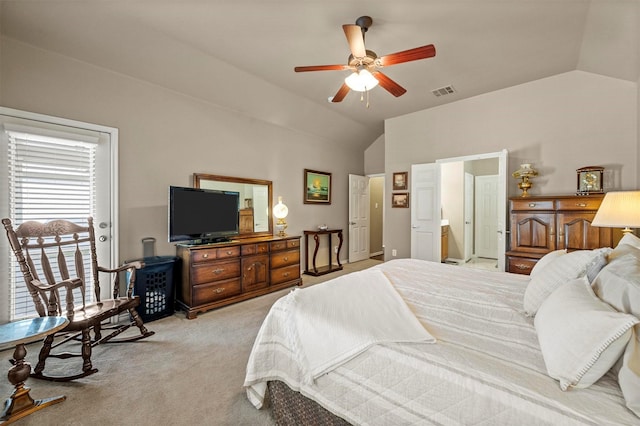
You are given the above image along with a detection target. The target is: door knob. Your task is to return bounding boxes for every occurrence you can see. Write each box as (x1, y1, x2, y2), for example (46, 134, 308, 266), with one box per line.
(99, 235, 107, 242)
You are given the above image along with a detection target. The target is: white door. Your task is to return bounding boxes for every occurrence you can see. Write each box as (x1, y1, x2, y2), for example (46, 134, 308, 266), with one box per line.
(0, 108, 117, 321)
(348, 174, 370, 263)
(475, 175, 499, 258)
(411, 163, 440, 261)
(464, 172, 474, 262)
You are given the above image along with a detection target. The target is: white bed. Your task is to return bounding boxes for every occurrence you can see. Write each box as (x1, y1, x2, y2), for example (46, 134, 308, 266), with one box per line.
(245, 253, 640, 425)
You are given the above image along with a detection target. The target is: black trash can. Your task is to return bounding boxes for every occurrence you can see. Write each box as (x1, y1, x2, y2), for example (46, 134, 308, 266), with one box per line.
(127, 256, 177, 322)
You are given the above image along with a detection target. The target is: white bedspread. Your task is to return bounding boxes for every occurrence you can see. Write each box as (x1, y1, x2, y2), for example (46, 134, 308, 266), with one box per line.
(284, 268, 434, 383)
(244, 259, 640, 425)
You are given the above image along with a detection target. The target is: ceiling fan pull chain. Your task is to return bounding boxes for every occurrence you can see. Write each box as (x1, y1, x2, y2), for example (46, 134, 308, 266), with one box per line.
(366, 88, 371, 108)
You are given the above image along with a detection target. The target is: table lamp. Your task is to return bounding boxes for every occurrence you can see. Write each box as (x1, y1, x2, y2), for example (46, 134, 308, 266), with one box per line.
(512, 163, 538, 197)
(273, 196, 288, 237)
(592, 191, 640, 234)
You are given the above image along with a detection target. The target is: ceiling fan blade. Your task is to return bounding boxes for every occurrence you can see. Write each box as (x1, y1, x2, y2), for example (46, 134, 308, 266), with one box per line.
(331, 83, 350, 103)
(379, 44, 436, 67)
(342, 24, 366, 58)
(373, 71, 407, 97)
(294, 64, 351, 72)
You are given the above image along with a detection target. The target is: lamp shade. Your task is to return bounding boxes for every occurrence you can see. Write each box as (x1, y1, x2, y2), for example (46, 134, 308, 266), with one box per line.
(344, 69, 379, 92)
(273, 196, 288, 219)
(592, 191, 640, 232)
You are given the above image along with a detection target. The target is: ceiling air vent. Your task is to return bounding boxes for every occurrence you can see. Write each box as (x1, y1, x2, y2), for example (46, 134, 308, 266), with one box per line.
(431, 85, 456, 97)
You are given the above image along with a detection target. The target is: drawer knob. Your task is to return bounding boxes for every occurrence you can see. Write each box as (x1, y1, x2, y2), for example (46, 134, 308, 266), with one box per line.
(226, 250, 233, 255)
(202, 254, 209, 258)
(283, 257, 288, 261)
(213, 268, 224, 274)
(283, 272, 289, 277)
(576, 203, 587, 207)
(215, 287, 225, 294)
(515, 264, 531, 270)
(528, 203, 536, 207)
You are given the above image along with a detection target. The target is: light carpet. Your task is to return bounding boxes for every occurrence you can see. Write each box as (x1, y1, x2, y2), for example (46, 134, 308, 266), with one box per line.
(0, 259, 381, 426)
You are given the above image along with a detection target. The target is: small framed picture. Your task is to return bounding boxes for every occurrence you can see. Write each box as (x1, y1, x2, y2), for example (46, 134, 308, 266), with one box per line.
(392, 192, 410, 208)
(304, 169, 332, 204)
(393, 172, 408, 190)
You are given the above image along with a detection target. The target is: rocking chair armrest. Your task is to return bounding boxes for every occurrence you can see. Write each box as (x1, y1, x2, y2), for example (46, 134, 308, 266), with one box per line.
(31, 277, 83, 292)
(99, 261, 145, 298)
(97, 260, 145, 274)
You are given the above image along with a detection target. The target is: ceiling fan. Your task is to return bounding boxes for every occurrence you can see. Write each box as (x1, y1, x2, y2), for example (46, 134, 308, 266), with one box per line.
(294, 16, 436, 103)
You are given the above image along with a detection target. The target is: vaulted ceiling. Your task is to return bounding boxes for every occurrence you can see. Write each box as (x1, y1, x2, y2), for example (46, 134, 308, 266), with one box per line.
(1, 1, 638, 147)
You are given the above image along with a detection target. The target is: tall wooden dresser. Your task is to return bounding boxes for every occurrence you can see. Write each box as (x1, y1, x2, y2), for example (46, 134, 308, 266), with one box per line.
(506, 194, 616, 275)
(176, 235, 301, 318)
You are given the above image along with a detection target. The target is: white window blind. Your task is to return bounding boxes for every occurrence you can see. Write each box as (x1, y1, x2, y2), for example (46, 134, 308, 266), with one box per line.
(7, 130, 97, 320)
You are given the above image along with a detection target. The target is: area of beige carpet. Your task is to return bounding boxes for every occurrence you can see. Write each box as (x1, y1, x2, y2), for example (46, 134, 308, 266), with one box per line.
(0, 259, 381, 426)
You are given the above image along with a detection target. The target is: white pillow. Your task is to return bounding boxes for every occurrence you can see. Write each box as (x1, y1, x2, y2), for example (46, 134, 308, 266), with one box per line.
(530, 249, 566, 278)
(523, 248, 609, 316)
(617, 232, 640, 249)
(535, 276, 639, 390)
(618, 331, 640, 417)
(592, 253, 640, 318)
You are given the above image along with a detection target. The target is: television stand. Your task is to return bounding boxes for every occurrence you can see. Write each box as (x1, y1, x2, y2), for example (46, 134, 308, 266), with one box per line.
(176, 235, 302, 319)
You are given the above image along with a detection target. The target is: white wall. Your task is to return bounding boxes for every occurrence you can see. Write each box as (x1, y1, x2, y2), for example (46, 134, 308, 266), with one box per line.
(0, 38, 365, 262)
(384, 71, 638, 260)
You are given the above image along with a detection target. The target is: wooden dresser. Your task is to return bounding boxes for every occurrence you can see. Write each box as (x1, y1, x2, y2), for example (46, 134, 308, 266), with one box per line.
(506, 195, 615, 275)
(176, 235, 301, 318)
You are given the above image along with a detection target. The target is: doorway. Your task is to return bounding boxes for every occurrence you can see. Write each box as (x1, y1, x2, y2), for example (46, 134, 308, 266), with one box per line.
(411, 150, 508, 271)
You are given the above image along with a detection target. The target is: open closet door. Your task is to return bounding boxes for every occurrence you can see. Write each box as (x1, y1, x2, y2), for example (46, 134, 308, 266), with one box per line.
(410, 163, 441, 261)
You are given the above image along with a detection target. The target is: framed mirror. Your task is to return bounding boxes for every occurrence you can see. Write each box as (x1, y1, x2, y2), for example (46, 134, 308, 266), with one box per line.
(193, 173, 273, 238)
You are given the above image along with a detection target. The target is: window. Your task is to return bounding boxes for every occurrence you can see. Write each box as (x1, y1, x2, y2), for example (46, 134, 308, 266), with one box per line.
(0, 109, 118, 323)
(5, 129, 98, 319)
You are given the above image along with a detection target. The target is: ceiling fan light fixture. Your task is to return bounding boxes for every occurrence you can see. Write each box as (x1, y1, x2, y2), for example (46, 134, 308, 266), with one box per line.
(345, 69, 379, 92)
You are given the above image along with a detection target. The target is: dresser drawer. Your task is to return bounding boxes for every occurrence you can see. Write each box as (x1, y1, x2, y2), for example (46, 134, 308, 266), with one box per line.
(241, 243, 268, 255)
(510, 199, 554, 211)
(507, 256, 538, 275)
(556, 198, 602, 211)
(193, 278, 241, 305)
(286, 239, 300, 249)
(191, 259, 240, 284)
(270, 264, 300, 285)
(191, 246, 240, 263)
(270, 240, 288, 251)
(271, 249, 299, 268)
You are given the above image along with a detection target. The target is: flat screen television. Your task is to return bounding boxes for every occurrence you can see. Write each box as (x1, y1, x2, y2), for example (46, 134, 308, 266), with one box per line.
(168, 186, 240, 243)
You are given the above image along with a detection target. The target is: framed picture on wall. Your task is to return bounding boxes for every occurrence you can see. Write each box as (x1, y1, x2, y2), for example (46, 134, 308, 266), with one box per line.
(393, 172, 408, 190)
(392, 192, 410, 208)
(304, 169, 332, 204)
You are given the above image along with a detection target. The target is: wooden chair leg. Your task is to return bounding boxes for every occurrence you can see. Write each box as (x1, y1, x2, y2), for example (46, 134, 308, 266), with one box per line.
(81, 329, 93, 373)
(34, 334, 54, 376)
(129, 308, 152, 336)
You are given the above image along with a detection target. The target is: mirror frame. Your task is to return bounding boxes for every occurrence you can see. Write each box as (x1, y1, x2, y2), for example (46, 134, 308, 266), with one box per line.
(193, 173, 273, 238)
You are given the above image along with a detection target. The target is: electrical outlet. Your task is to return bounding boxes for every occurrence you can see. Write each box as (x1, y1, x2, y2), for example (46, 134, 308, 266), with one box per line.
(392, 249, 397, 256)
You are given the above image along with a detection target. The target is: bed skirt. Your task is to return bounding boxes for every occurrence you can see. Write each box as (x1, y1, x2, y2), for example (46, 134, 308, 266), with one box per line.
(268, 381, 351, 426)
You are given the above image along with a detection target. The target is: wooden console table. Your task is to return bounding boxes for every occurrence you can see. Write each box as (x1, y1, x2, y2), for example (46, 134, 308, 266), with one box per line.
(304, 229, 343, 276)
(0, 317, 68, 424)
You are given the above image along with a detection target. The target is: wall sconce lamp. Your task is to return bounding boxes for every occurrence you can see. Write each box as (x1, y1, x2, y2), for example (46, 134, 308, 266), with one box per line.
(512, 163, 538, 197)
(592, 191, 640, 234)
(273, 196, 289, 237)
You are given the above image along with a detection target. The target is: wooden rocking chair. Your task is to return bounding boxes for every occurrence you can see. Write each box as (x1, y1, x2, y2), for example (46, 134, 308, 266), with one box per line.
(2, 217, 155, 382)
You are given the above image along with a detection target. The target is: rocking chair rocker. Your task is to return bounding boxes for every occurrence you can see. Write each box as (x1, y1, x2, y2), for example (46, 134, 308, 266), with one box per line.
(2, 217, 155, 382)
